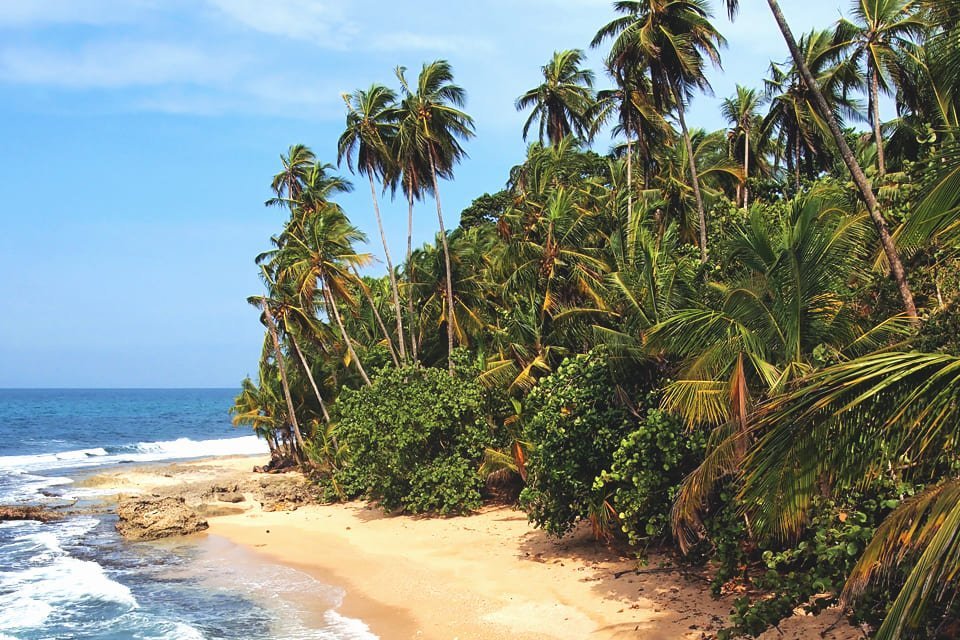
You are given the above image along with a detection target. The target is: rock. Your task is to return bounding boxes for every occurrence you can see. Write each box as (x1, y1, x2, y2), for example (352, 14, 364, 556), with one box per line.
(116, 495, 208, 541)
(0, 505, 60, 522)
(216, 492, 245, 503)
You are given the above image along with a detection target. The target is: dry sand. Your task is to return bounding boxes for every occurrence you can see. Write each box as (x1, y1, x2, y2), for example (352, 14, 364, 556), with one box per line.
(84, 456, 863, 640)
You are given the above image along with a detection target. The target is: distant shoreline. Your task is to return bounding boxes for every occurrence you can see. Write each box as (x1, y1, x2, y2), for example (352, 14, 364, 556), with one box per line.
(78, 455, 860, 640)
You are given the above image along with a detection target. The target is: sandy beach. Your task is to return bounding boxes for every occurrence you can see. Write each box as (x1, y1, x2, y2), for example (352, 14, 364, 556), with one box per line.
(82, 456, 862, 640)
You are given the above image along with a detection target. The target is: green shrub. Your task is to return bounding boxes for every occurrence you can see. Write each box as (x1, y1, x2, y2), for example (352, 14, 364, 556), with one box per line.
(332, 364, 489, 515)
(519, 348, 632, 537)
(709, 484, 915, 638)
(595, 404, 706, 547)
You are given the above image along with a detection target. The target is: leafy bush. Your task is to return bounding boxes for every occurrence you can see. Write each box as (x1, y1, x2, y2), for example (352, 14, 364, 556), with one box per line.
(595, 403, 706, 547)
(332, 363, 490, 515)
(709, 485, 914, 638)
(519, 348, 632, 537)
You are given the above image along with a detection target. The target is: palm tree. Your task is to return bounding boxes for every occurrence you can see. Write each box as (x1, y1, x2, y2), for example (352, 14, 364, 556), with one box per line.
(766, 0, 919, 322)
(395, 60, 475, 372)
(658, 186, 912, 538)
(247, 295, 307, 463)
(721, 85, 766, 208)
(338, 84, 408, 362)
(835, 0, 928, 178)
(715, 0, 919, 322)
(733, 350, 960, 639)
(596, 62, 671, 217)
(275, 204, 374, 387)
(762, 30, 861, 191)
(515, 49, 597, 146)
(267, 144, 316, 212)
(592, 0, 727, 263)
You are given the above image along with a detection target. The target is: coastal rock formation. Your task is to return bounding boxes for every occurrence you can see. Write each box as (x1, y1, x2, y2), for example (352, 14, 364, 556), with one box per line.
(116, 495, 209, 540)
(0, 505, 61, 522)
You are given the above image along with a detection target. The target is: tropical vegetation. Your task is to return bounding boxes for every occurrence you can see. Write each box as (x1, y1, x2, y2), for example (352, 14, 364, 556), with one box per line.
(231, 1, 960, 636)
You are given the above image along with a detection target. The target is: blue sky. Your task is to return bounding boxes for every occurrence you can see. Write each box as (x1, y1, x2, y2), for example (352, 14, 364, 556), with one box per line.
(0, 0, 857, 387)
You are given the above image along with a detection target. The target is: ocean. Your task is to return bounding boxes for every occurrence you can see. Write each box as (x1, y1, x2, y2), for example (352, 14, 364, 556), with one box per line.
(0, 389, 375, 640)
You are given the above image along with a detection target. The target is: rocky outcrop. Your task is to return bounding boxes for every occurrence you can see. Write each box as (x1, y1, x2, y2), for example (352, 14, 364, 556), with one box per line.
(0, 505, 60, 522)
(116, 495, 208, 541)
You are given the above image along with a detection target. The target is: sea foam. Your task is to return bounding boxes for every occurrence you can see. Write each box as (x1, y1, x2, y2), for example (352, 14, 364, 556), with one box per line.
(0, 435, 267, 474)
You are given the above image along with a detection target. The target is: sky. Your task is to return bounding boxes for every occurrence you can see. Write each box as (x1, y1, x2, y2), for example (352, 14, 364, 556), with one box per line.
(0, 0, 859, 388)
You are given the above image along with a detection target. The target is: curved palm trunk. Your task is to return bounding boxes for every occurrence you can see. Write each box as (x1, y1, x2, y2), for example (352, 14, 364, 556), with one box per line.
(869, 66, 887, 179)
(405, 176, 420, 363)
(672, 85, 709, 263)
(289, 330, 331, 424)
(262, 305, 305, 462)
(351, 265, 400, 367)
(427, 145, 457, 374)
(766, 0, 917, 324)
(323, 285, 372, 386)
(366, 163, 407, 361)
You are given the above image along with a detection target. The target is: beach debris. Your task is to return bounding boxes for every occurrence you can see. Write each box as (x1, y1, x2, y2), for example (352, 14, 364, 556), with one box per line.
(115, 495, 209, 540)
(0, 505, 61, 522)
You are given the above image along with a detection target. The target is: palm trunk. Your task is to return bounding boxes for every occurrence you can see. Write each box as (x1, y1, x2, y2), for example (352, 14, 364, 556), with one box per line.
(626, 110, 634, 220)
(351, 265, 400, 367)
(427, 145, 457, 374)
(366, 164, 407, 361)
(262, 305, 305, 461)
(766, 0, 917, 324)
(672, 85, 709, 263)
(323, 285, 372, 386)
(289, 331, 331, 424)
(869, 66, 887, 179)
(743, 128, 750, 209)
(405, 175, 419, 363)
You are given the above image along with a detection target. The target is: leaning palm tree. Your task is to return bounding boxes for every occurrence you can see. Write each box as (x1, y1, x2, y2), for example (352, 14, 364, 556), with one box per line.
(338, 84, 408, 362)
(834, 0, 928, 178)
(515, 49, 597, 146)
(721, 85, 766, 208)
(592, 0, 726, 263)
(717, 0, 919, 322)
(395, 60, 475, 372)
(247, 295, 307, 463)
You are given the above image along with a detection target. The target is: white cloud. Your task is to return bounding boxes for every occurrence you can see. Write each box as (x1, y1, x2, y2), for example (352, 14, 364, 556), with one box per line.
(0, 0, 158, 26)
(372, 31, 495, 54)
(205, 0, 355, 47)
(0, 41, 241, 88)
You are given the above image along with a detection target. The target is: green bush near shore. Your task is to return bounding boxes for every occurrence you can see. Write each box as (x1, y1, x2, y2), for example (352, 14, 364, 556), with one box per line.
(332, 363, 490, 515)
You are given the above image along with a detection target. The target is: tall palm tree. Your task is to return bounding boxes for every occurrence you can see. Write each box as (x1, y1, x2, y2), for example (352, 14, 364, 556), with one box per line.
(721, 85, 766, 208)
(395, 60, 475, 372)
(592, 0, 727, 263)
(762, 30, 861, 190)
(338, 84, 408, 362)
(766, 0, 919, 322)
(596, 62, 671, 217)
(515, 49, 597, 146)
(835, 0, 928, 178)
(715, 0, 919, 321)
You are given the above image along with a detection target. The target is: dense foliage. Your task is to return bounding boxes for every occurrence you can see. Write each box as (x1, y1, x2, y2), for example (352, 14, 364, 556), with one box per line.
(519, 350, 632, 538)
(333, 363, 490, 514)
(230, 1, 960, 636)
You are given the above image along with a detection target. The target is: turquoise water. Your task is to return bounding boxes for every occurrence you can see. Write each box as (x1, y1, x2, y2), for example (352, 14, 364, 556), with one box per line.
(0, 389, 375, 640)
